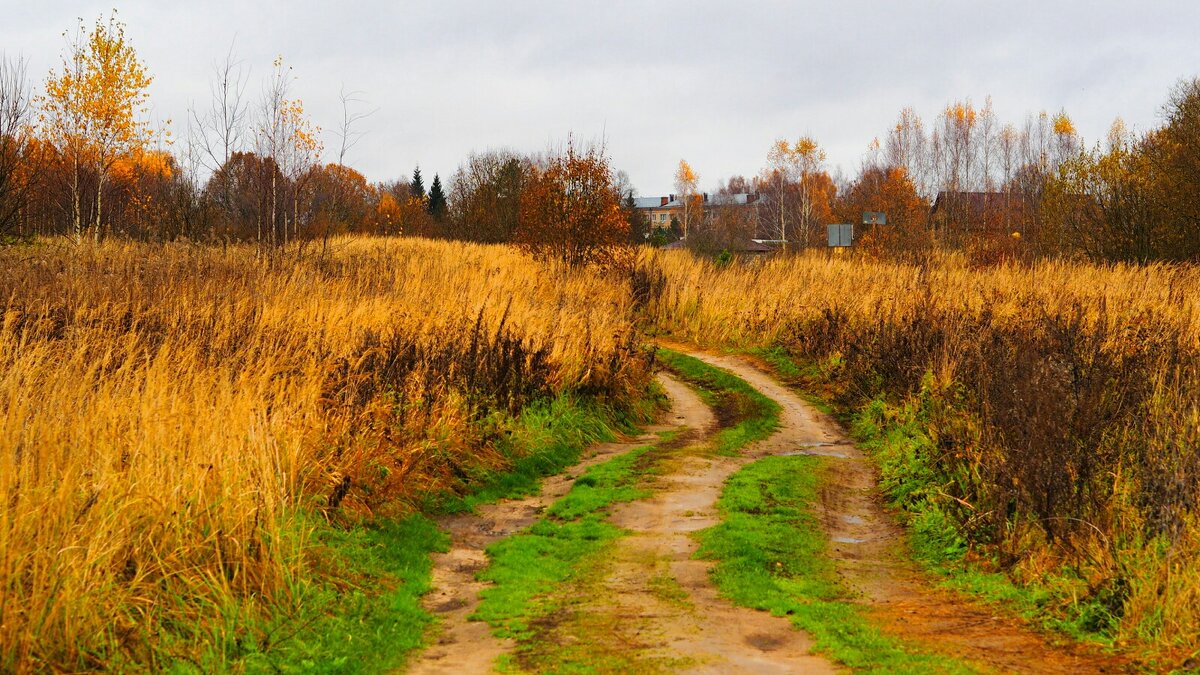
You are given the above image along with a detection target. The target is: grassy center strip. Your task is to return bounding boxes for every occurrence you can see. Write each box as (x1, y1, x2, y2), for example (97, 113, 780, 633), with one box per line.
(696, 455, 973, 673)
(655, 348, 780, 455)
(472, 349, 786, 671)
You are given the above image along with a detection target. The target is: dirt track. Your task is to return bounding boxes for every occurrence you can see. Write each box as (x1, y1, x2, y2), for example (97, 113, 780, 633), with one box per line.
(686, 349, 1129, 674)
(409, 351, 1129, 673)
(408, 373, 720, 674)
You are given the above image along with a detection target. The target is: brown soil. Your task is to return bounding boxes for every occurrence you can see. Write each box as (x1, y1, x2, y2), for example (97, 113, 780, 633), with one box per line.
(410, 347, 1132, 674)
(681, 348, 1133, 674)
(407, 373, 715, 674)
(526, 374, 836, 673)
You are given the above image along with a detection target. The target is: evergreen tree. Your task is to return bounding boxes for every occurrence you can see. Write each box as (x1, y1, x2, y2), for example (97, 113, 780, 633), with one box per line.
(410, 165, 426, 201)
(428, 173, 447, 221)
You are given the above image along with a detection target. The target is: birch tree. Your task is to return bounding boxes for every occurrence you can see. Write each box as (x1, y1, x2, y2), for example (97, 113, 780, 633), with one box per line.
(673, 159, 699, 239)
(39, 13, 153, 243)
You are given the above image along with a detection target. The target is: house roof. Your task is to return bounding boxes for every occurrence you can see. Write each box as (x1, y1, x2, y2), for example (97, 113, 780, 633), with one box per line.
(930, 191, 1035, 215)
(633, 192, 760, 210)
(633, 196, 665, 209)
(708, 192, 759, 206)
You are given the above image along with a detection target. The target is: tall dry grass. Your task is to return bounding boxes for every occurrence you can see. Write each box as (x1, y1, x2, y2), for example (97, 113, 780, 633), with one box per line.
(0, 237, 649, 670)
(643, 249, 1200, 656)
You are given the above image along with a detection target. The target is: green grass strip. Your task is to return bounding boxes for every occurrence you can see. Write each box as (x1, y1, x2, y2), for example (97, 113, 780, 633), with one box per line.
(696, 456, 973, 673)
(655, 348, 780, 455)
(472, 442, 661, 640)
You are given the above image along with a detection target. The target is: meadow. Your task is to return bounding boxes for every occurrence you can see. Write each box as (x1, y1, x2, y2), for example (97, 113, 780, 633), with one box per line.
(6, 236, 1200, 669)
(643, 249, 1200, 658)
(0, 237, 650, 670)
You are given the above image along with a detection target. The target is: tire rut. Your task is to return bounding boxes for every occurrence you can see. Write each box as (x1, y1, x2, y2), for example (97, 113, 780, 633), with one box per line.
(407, 373, 711, 674)
(600, 374, 837, 673)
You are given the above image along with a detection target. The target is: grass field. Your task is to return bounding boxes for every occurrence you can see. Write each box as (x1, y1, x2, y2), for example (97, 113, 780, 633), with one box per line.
(7, 235, 1200, 668)
(0, 237, 652, 670)
(642, 249, 1200, 659)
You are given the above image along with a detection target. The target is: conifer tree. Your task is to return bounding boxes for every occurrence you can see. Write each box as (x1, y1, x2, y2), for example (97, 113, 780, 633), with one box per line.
(410, 165, 426, 201)
(428, 173, 447, 221)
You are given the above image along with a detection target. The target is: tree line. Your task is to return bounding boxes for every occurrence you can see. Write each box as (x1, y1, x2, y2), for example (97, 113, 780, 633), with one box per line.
(1, 13, 1198, 265)
(671, 86, 1200, 264)
(0, 13, 632, 266)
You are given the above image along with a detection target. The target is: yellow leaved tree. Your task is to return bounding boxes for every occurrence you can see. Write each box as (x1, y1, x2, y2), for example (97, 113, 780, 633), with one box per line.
(38, 13, 154, 243)
(673, 159, 699, 239)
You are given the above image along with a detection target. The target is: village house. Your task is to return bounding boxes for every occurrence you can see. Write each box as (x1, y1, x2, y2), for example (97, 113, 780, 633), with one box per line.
(633, 192, 763, 232)
(929, 191, 1037, 236)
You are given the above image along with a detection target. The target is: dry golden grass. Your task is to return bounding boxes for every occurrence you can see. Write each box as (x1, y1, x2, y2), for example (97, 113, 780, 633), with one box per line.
(0, 237, 647, 670)
(645, 249, 1200, 349)
(644, 249, 1200, 657)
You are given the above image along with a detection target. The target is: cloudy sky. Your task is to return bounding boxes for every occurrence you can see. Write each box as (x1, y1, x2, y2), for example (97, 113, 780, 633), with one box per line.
(4, 1, 1198, 194)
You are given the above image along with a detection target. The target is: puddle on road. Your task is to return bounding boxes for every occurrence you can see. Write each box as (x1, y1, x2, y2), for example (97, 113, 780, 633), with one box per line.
(780, 441, 853, 458)
(840, 515, 866, 526)
(831, 536, 867, 544)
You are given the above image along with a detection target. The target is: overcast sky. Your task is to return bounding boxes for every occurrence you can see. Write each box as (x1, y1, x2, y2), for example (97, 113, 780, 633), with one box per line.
(4, 1, 1198, 194)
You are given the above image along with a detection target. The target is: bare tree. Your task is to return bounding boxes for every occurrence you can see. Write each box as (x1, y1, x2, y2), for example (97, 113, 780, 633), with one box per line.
(335, 85, 375, 166)
(254, 57, 322, 245)
(190, 41, 250, 175)
(0, 55, 32, 238)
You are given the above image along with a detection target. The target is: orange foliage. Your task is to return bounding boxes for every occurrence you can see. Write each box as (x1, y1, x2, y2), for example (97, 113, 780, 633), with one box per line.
(516, 138, 630, 268)
(837, 166, 930, 257)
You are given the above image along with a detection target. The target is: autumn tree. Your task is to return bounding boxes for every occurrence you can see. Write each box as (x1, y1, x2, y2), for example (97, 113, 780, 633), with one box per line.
(687, 184, 759, 256)
(304, 162, 374, 236)
(254, 56, 322, 244)
(376, 177, 435, 236)
(515, 138, 629, 268)
(1151, 78, 1200, 250)
(0, 56, 32, 239)
(447, 150, 527, 242)
(1044, 80, 1200, 262)
(835, 166, 929, 259)
(204, 151, 286, 240)
(673, 159, 700, 239)
(39, 13, 154, 243)
(1043, 125, 1160, 261)
(762, 136, 830, 246)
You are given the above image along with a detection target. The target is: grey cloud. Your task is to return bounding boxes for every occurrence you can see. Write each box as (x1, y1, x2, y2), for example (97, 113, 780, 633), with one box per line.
(2, 0, 1198, 194)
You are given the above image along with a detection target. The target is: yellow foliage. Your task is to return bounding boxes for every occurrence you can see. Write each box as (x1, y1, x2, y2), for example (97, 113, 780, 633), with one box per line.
(1053, 111, 1077, 137)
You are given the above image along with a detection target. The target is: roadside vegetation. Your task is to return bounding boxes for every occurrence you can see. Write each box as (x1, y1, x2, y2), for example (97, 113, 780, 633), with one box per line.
(0, 237, 652, 670)
(643, 249, 1200, 665)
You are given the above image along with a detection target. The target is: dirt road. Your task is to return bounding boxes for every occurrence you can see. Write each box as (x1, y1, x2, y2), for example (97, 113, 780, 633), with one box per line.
(686, 350, 1128, 674)
(408, 373, 721, 674)
(408, 351, 1127, 673)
